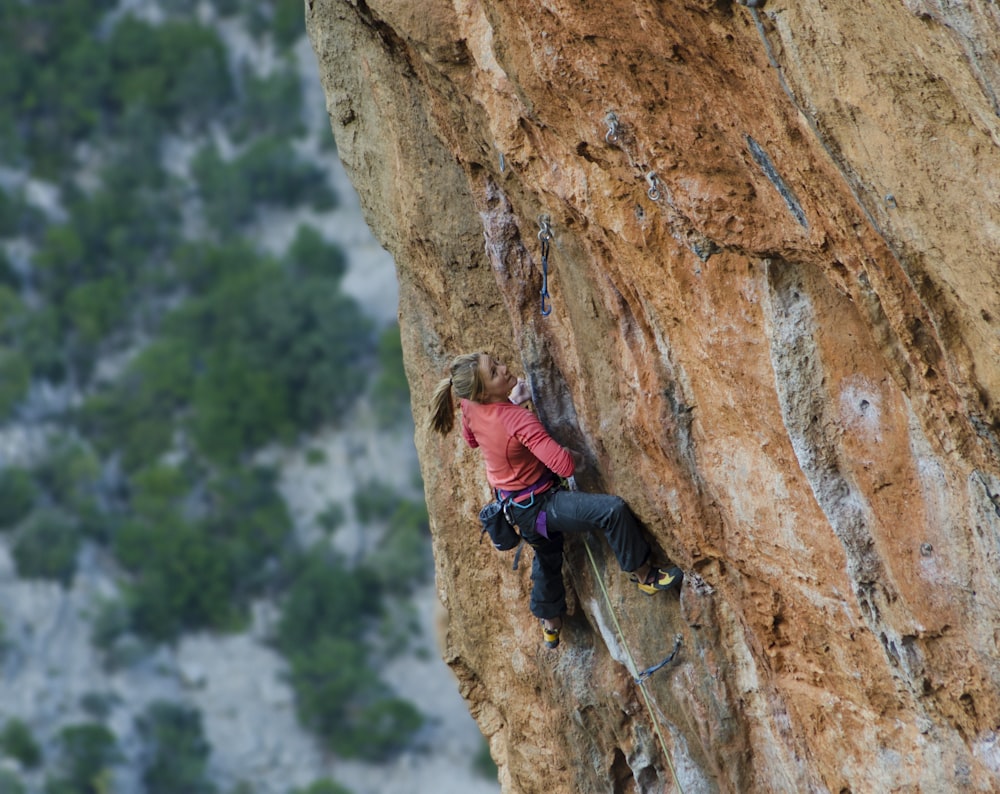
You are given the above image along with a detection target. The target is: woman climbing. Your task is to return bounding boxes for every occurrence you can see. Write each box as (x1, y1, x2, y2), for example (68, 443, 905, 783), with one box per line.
(428, 351, 683, 649)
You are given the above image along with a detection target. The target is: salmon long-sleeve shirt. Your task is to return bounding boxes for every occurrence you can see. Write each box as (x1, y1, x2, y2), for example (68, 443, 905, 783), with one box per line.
(460, 398, 575, 492)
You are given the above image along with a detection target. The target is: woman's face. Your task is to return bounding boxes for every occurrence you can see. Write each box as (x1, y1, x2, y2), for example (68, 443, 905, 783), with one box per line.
(478, 354, 517, 402)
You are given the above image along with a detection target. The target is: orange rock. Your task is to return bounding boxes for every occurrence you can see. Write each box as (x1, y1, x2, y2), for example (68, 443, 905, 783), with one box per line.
(308, 0, 1000, 790)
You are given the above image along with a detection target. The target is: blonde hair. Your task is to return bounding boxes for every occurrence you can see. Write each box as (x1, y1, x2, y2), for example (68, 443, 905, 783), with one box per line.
(428, 352, 486, 434)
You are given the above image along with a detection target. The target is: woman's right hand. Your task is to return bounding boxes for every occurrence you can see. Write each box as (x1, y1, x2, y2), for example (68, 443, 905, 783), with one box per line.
(508, 378, 532, 405)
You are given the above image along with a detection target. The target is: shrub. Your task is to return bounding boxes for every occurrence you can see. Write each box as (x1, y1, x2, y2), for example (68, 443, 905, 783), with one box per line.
(200, 466, 293, 597)
(370, 323, 412, 427)
(129, 463, 193, 523)
(352, 480, 404, 524)
(316, 503, 346, 534)
(18, 306, 64, 382)
(373, 500, 431, 592)
(0, 768, 25, 794)
(275, 553, 373, 652)
(473, 738, 498, 780)
(239, 136, 335, 210)
(285, 225, 347, 283)
(12, 511, 79, 585)
(287, 636, 422, 760)
(351, 698, 423, 761)
(107, 17, 233, 130)
(0, 346, 30, 417)
(291, 780, 353, 794)
(0, 251, 18, 288)
(272, 0, 305, 49)
(0, 468, 36, 529)
(190, 347, 292, 462)
(114, 516, 236, 641)
(79, 340, 193, 472)
(45, 722, 118, 794)
(230, 63, 304, 142)
(137, 702, 216, 794)
(167, 262, 373, 460)
(112, 465, 291, 640)
(190, 144, 256, 234)
(34, 440, 101, 515)
(173, 239, 266, 294)
(194, 138, 337, 235)
(0, 718, 41, 768)
(277, 553, 423, 759)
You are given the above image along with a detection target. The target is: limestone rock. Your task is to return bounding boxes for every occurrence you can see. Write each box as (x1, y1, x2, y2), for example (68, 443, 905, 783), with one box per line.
(306, 1, 1000, 791)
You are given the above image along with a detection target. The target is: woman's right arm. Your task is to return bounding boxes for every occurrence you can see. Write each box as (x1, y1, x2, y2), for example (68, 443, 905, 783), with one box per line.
(507, 410, 574, 477)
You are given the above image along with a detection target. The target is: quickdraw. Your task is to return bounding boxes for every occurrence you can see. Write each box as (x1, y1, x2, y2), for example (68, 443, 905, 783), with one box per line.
(634, 634, 682, 684)
(537, 214, 553, 316)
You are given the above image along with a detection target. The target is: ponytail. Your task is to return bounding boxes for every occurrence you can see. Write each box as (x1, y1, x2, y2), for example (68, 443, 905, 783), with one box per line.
(427, 352, 485, 435)
(428, 376, 456, 434)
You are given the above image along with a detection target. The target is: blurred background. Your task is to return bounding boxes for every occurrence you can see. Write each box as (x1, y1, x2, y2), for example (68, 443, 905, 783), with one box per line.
(0, 1, 499, 792)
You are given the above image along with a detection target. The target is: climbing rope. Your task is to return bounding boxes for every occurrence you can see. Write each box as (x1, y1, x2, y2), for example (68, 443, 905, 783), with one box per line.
(581, 536, 686, 794)
(563, 478, 685, 791)
(537, 214, 553, 316)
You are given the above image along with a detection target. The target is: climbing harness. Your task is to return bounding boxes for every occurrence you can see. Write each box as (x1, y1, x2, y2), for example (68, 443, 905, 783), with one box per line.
(564, 474, 684, 793)
(537, 214, 553, 316)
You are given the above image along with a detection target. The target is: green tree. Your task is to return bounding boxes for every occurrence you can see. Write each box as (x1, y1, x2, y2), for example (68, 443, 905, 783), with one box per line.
(374, 499, 431, 593)
(245, 277, 373, 429)
(285, 225, 347, 282)
(239, 136, 335, 210)
(0, 719, 41, 768)
(473, 738, 498, 780)
(190, 347, 292, 462)
(230, 63, 304, 142)
(79, 339, 194, 472)
(114, 515, 235, 640)
(44, 722, 117, 794)
(107, 17, 233, 130)
(0, 468, 36, 529)
(273, 0, 305, 49)
(161, 260, 373, 461)
(276, 553, 373, 651)
(130, 463, 193, 522)
(0, 768, 25, 794)
(352, 479, 404, 524)
(12, 510, 79, 585)
(200, 466, 292, 598)
(288, 636, 423, 760)
(0, 2, 117, 173)
(137, 702, 216, 794)
(291, 780, 353, 794)
(370, 323, 412, 427)
(190, 144, 255, 234)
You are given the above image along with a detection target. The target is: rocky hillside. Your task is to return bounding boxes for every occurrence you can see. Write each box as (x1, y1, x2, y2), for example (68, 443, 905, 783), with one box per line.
(305, 1, 1000, 792)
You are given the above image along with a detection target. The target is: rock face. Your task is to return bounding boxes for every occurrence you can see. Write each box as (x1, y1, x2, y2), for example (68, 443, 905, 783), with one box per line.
(306, 1, 1000, 791)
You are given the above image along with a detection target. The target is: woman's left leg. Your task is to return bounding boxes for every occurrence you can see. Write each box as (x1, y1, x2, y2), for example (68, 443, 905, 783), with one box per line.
(544, 490, 650, 572)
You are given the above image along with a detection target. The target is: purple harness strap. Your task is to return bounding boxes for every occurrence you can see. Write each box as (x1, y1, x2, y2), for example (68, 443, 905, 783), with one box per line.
(535, 509, 549, 538)
(496, 470, 555, 503)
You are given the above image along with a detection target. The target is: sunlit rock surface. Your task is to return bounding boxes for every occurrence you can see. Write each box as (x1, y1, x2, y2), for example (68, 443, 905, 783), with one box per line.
(307, 1, 1000, 791)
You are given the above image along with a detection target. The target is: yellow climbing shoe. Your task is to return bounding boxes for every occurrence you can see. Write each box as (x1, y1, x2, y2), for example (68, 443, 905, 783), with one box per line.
(635, 566, 683, 595)
(541, 622, 561, 649)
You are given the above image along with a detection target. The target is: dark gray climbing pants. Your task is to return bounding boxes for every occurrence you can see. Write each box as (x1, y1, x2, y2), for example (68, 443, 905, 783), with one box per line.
(511, 489, 651, 620)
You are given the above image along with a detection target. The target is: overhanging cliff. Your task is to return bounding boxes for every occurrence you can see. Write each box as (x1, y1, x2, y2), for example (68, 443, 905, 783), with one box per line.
(305, 1, 1000, 791)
